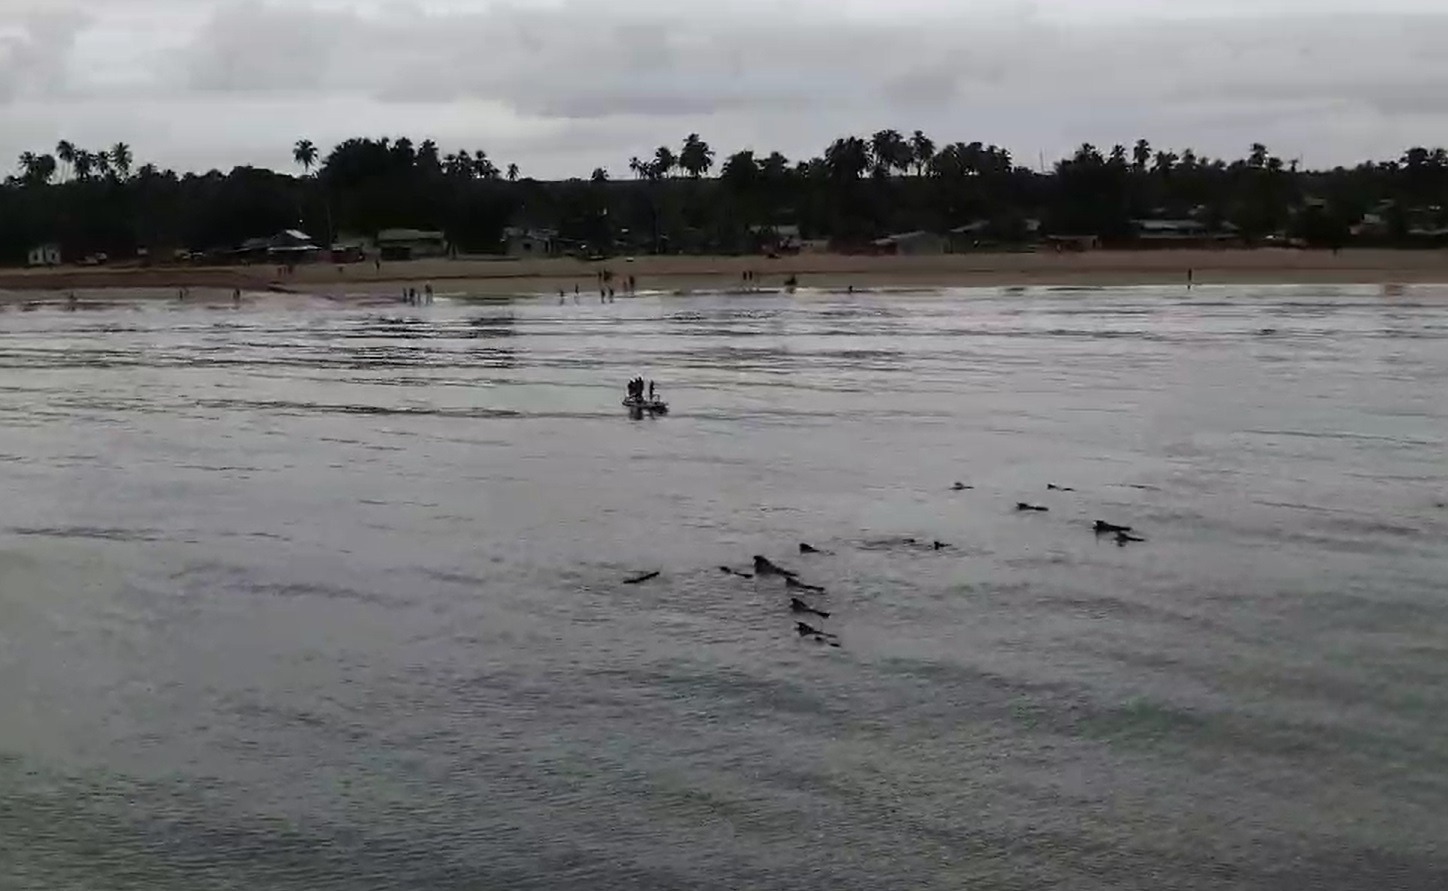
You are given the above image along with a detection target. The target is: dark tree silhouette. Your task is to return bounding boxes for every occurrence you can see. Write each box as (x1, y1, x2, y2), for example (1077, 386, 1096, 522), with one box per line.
(2, 133, 1447, 265)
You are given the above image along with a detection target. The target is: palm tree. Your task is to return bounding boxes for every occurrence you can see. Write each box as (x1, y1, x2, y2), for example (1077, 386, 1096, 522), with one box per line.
(760, 151, 789, 182)
(1070, 143, 1103, 166)
(869, 129, 909, 178)
(473, 150, 498, 180)
(910, 130, 935, 176)
(628, 156, 644, 179)
(679, 133, 714, 178)
(55, 140, 76, 181)
(35, 153, 57, 184)
(73, 149, 95, 181)
(293, 139, 318, 174)
(590, 166, 609, 183)
(443, 152, 470, 178)
(94, 151, 113, 180)
(111, 142, 133, 180)
(824, 137, 870, 180)
(507, 163, 519, 182)
(653, 146, 677, 179)
(720, 150, 758, 191)
(17, 152, 38, 181)
(1132, 139, 1151, 173)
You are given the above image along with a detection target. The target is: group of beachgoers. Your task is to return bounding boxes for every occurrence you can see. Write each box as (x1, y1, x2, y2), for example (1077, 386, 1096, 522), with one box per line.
(559, 268, 641, 304)
(625, 377, 657, 403)
(403, 285, 433, 306)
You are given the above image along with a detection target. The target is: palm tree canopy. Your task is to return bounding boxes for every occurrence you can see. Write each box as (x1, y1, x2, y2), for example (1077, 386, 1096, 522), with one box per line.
(111, 142, 133, 178)
(679, 133, 715, 178)
(653, 146, 677, 178)
(293, 139, 318, 172)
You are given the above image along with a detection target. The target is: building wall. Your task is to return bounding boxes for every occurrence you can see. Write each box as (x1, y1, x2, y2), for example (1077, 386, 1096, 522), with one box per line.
(27, 245, 61, 266)
(376, 239, 448, 261)
(506, 235, 554, 257)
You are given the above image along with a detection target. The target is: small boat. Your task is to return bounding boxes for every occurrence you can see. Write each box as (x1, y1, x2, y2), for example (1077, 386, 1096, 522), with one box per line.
(622, 396, 669, 414)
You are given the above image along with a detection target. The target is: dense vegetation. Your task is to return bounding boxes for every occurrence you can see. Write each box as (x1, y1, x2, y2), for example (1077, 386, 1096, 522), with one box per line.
(4, 133, 1448, 263)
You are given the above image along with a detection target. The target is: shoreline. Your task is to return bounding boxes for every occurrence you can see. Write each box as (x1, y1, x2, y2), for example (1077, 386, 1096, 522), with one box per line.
(4, 249, 1448, 302)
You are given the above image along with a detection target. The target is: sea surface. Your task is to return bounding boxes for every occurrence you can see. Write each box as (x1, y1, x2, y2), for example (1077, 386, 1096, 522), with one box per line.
(2, 285, 1447, 890)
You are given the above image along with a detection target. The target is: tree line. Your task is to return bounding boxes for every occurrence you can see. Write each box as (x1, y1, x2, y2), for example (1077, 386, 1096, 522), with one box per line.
(4, 131, 1448, 264)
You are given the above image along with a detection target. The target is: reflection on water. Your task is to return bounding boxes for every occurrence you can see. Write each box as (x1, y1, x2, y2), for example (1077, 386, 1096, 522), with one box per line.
(2, 285, 1448, 890)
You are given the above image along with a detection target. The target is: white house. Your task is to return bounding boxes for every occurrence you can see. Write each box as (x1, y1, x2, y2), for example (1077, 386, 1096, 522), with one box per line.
(27, 244, 61, 267)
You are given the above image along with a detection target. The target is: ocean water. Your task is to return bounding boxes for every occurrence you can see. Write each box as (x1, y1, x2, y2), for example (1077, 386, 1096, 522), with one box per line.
(1, 285, 1446, 890)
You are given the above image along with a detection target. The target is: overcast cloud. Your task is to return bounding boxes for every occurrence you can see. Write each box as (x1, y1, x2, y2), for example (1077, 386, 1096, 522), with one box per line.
(2, 0, 1447, 177)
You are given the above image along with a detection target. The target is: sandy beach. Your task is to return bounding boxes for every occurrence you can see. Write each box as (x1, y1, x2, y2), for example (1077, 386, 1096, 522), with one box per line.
(3, 249, 1448, 303)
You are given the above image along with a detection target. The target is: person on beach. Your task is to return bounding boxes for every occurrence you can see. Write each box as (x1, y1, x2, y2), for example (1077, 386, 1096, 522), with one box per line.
(648, 380, 656, 401)
(424, 284, 433, 304)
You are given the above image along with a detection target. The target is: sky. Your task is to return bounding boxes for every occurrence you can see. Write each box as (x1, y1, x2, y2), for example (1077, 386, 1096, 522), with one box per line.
(2, 0, 1446, 178)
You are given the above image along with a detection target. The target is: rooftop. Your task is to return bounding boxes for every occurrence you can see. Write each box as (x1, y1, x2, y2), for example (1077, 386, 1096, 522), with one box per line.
(377, 228, 446, 242)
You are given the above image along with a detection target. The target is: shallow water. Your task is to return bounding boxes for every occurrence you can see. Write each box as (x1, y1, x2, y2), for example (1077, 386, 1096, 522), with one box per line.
(2, 285, 1447, 890)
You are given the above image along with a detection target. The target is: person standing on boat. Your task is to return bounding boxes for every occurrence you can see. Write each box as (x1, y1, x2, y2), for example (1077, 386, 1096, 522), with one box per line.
(648, 380, 655, 401)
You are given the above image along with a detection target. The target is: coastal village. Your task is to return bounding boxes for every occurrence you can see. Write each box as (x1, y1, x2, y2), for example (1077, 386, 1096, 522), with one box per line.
(6, 135, 1448, 279)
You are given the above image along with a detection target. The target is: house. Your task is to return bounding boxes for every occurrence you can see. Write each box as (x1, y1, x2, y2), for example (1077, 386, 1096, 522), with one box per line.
(27, 243, 61, 267)
(269, 229, 320, 263)
(871, 230, 947, 256)
(1352, 213, 1390, 240)
(232, 237, 272, 263)
(948, 218, 1043, 251)
(330, 242, 367, 263)
(503, 227, 559, 258)
(376, 228, 449, 261)
(947, 221, 991, 252)
(1127, 219, 1240, 249)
